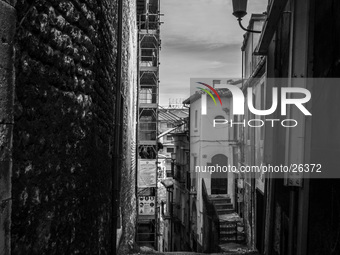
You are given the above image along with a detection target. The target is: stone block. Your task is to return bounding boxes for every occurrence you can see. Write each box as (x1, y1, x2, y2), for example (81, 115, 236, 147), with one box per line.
(0, 1, 16, 70)
(0, 195, 11, 255)
(0, 161, 11, 200)
(0, 68, 14, 124)
(2, 0, 16, 7)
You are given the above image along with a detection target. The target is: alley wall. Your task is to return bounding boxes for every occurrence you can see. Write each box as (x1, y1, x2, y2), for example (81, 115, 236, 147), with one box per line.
(9, 0, 137, 254)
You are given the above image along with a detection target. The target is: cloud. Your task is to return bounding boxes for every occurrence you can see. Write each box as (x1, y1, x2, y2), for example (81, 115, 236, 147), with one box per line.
(159, 0, 267, 105)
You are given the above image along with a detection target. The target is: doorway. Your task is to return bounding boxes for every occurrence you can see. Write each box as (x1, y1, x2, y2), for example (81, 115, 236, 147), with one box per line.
(256, 190, 264, 253)
(210, 154, 228, 194)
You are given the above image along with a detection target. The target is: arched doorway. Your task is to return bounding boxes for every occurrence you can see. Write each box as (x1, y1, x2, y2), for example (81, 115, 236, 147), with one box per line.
(210, 154, 228, 194)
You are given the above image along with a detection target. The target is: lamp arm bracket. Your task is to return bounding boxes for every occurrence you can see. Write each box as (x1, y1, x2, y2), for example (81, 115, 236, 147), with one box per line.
(238, 18, 262, 34)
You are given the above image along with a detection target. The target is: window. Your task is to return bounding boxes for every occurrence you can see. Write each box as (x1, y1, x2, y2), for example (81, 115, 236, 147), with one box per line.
(195, 110, 198, 128)
(192, 156, 197, 189)
(186, 171, 191, 190)
(167, 147, 174, 153)
(166, 135, 172, 141)
(140, 88, 152, 104)
(158, 167, 164, 179)
(167, 123, 174, 128)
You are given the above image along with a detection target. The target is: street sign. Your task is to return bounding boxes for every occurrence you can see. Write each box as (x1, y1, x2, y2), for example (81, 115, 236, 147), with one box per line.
(138, 159, 157, 187)
(138, 196, 156, 215)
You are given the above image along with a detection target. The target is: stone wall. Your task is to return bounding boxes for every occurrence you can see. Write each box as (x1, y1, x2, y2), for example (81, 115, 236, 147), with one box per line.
(118, 0, 138, 253)
(11, 0, 137, 253)
(313, 0, 340, 77)
(306, 1, 340, 254)
(0, 1, 16, 254)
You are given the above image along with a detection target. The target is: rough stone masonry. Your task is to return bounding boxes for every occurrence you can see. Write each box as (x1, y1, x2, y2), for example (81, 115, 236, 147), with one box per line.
(0, 0, 138, 254)
(0, 0, 16, 254)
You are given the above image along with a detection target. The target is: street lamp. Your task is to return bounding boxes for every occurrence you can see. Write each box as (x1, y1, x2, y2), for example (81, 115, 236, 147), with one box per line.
(171, 152, 176, 161)
(232, 0, 261, 33)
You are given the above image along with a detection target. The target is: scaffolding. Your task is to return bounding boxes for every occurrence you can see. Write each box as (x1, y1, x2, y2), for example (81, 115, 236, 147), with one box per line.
(136, 0, 161, 250)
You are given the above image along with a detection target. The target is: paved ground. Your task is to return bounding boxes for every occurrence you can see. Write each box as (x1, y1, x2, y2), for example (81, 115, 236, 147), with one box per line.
(131, 252, 258, 255)
(130, 243, 260, 255)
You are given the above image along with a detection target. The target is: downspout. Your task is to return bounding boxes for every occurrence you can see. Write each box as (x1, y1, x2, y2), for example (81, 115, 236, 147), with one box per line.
(251, 32, 256, 249)
(171, 188, 173, 251)
(287, 5, 295, 255)
(242, 50, 244, 89)
(186, 104, 192, 251)
(166, 187, 174, 251)
(135, 7, 140, 249)
(251, 110, 256, 249)
(113, 0, 123, 253)
(188, 189, 190, 250)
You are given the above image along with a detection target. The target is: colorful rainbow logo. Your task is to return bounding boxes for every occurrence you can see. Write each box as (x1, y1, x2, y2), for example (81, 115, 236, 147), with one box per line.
(196, 82, 223, 106)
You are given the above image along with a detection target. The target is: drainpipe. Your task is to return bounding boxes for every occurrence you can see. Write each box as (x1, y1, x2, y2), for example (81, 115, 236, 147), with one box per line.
(112, 0, 123, 253)
(0, 1, 16, 254)
(135, 17, 140, 251)
(241, 50, 244, 89)
(167, 187, 173, 251)
(171, 188, 174, 251)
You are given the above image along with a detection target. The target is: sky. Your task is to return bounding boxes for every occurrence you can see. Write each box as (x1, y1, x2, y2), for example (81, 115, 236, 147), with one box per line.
(159, 0, 267, 106)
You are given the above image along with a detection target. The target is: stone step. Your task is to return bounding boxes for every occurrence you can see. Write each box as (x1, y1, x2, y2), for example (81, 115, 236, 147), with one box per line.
(215, 203, 233, 210)
(209, 194, 230, 198)
(219, 235, 246, 244)
(220, 225, 237, 231)
(220, 221, 237, 227)
(220, 231, 246, 238)
(220, 231, 237, 236)
(217, 208, 235, 215)
(211, 198, 232, 204)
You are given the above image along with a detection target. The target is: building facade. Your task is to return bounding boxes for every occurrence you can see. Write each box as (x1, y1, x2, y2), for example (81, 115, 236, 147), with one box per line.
(158, 106, 189, 177)
(157, 107, 190, 252)
(159, 120, 191, 252)
(184, 81, 238, 252)
(237, 1, 340, 255)
(234, 14, 266, 251)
